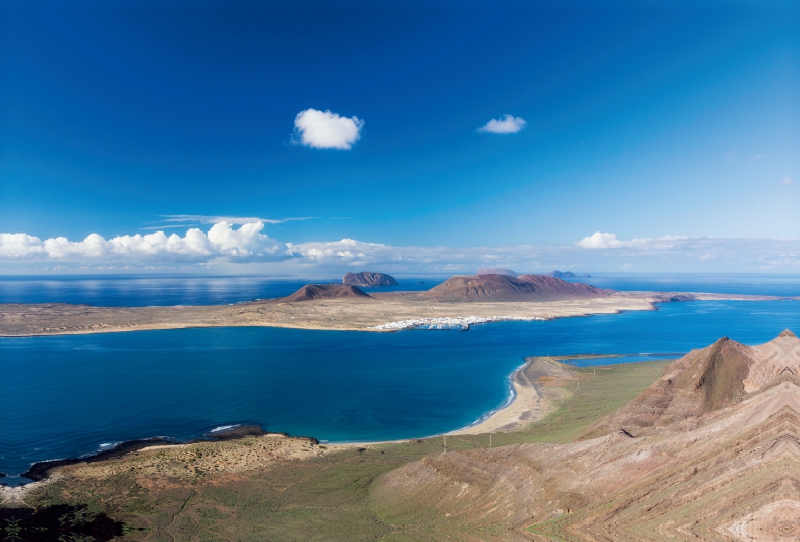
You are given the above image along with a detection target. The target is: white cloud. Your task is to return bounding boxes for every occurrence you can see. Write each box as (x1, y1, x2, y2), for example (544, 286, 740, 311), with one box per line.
(293, 108, 364, 150)
(0, 222, 284, 263)
(780, 176, 795, 187)
(286, 239, 385, 264)
(477, 114, 526, 134)
(207, 221, 280, 257)
(4, 225, 800, 273)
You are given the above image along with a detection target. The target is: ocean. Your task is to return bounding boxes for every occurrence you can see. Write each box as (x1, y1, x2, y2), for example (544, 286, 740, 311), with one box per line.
(0, 275, 442, 307)
(1, 274, 799, 485)
(1, 273, 796, 307)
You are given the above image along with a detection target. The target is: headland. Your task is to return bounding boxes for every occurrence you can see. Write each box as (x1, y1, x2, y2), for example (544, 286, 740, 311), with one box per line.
(6, 331, 800, 539)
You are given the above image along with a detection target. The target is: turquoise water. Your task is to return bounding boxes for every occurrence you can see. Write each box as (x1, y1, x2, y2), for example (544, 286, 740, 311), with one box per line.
(1, 300, 799, 484)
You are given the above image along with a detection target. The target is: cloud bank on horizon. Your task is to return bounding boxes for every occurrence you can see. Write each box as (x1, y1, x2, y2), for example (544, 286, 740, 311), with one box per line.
(0, 222, 284, 263)
(2, 222, 799, 274)
(293, 108, 364, 150)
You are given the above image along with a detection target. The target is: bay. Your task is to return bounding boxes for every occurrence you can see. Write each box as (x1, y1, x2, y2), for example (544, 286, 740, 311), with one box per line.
(2, 299, 799, 485)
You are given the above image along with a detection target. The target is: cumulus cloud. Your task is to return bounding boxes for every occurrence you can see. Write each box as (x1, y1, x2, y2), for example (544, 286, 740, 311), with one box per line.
(780, 176, 795, 187)
(477, 114, 526, 134)
(4, 224, 800, 273)
(576, 232, 687, 250)
(0, 222, 284, 263)
(293, 108, 364, 150)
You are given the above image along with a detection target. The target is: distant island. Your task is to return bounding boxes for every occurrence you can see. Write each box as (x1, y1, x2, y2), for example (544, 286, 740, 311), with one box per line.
(342, 271, 398, 287)
(1, 272, 782, 337)
(550, 270, 591, 278)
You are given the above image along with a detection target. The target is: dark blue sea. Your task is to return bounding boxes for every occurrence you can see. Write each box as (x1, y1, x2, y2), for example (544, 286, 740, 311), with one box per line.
(1, 274, 799, 485)
(0, 275, 444, 307)
(567, 273, 800, 297)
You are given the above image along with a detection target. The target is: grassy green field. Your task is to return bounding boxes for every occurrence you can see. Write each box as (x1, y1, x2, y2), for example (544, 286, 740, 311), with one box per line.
(27, 359, 671, 541)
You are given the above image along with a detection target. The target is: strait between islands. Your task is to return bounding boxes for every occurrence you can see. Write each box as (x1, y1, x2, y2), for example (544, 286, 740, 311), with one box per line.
(0, 273, 786, 337)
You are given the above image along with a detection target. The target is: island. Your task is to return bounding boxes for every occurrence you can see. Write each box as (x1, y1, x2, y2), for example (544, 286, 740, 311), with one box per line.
(342, 271, 399, 287)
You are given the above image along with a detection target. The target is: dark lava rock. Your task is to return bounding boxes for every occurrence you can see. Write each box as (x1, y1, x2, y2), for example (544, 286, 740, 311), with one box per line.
(0, 505, 128, 542)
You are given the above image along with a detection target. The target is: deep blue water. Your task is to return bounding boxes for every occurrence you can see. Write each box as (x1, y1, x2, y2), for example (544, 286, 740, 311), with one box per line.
(0, 275, 445, 307)
(2, 299, 799, 484)
(567, 273, 800, 297)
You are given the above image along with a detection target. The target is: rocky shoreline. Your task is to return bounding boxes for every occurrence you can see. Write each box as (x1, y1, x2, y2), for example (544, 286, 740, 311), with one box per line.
(10, 424, 310, 486)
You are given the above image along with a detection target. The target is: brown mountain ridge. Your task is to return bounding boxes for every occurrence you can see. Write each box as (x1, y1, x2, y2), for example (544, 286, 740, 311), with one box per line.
(421, 273, 609, 301)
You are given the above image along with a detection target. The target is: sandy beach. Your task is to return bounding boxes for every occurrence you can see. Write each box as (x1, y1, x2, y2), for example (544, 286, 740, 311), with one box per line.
(449, 356, 581, 435)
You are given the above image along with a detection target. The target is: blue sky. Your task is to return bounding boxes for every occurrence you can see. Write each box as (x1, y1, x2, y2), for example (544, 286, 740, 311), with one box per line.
(1, 0, 799, 274)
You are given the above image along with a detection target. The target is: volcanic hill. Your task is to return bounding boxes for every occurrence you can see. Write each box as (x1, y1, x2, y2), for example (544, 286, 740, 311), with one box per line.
(342, 271, 398, 287)
(277, 284, 372, 302)
(476, 267, 519, 277)
(374, 330, 800, 540)
(582, 329, 800, 438)
(421, 273, 608, 301)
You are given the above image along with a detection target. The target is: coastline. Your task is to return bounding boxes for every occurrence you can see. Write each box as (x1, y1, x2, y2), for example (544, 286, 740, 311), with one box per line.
(448, 353, 666, 435)
(2, 358, 589, 490)
(2, 294, 790, 493)
(0, 293, 669, 337)
(0, 291, 790, 338)
(0, 353, 720, 494)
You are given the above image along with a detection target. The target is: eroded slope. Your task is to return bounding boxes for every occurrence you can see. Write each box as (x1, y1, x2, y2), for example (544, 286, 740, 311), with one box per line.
(372, 330, 800, 541)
